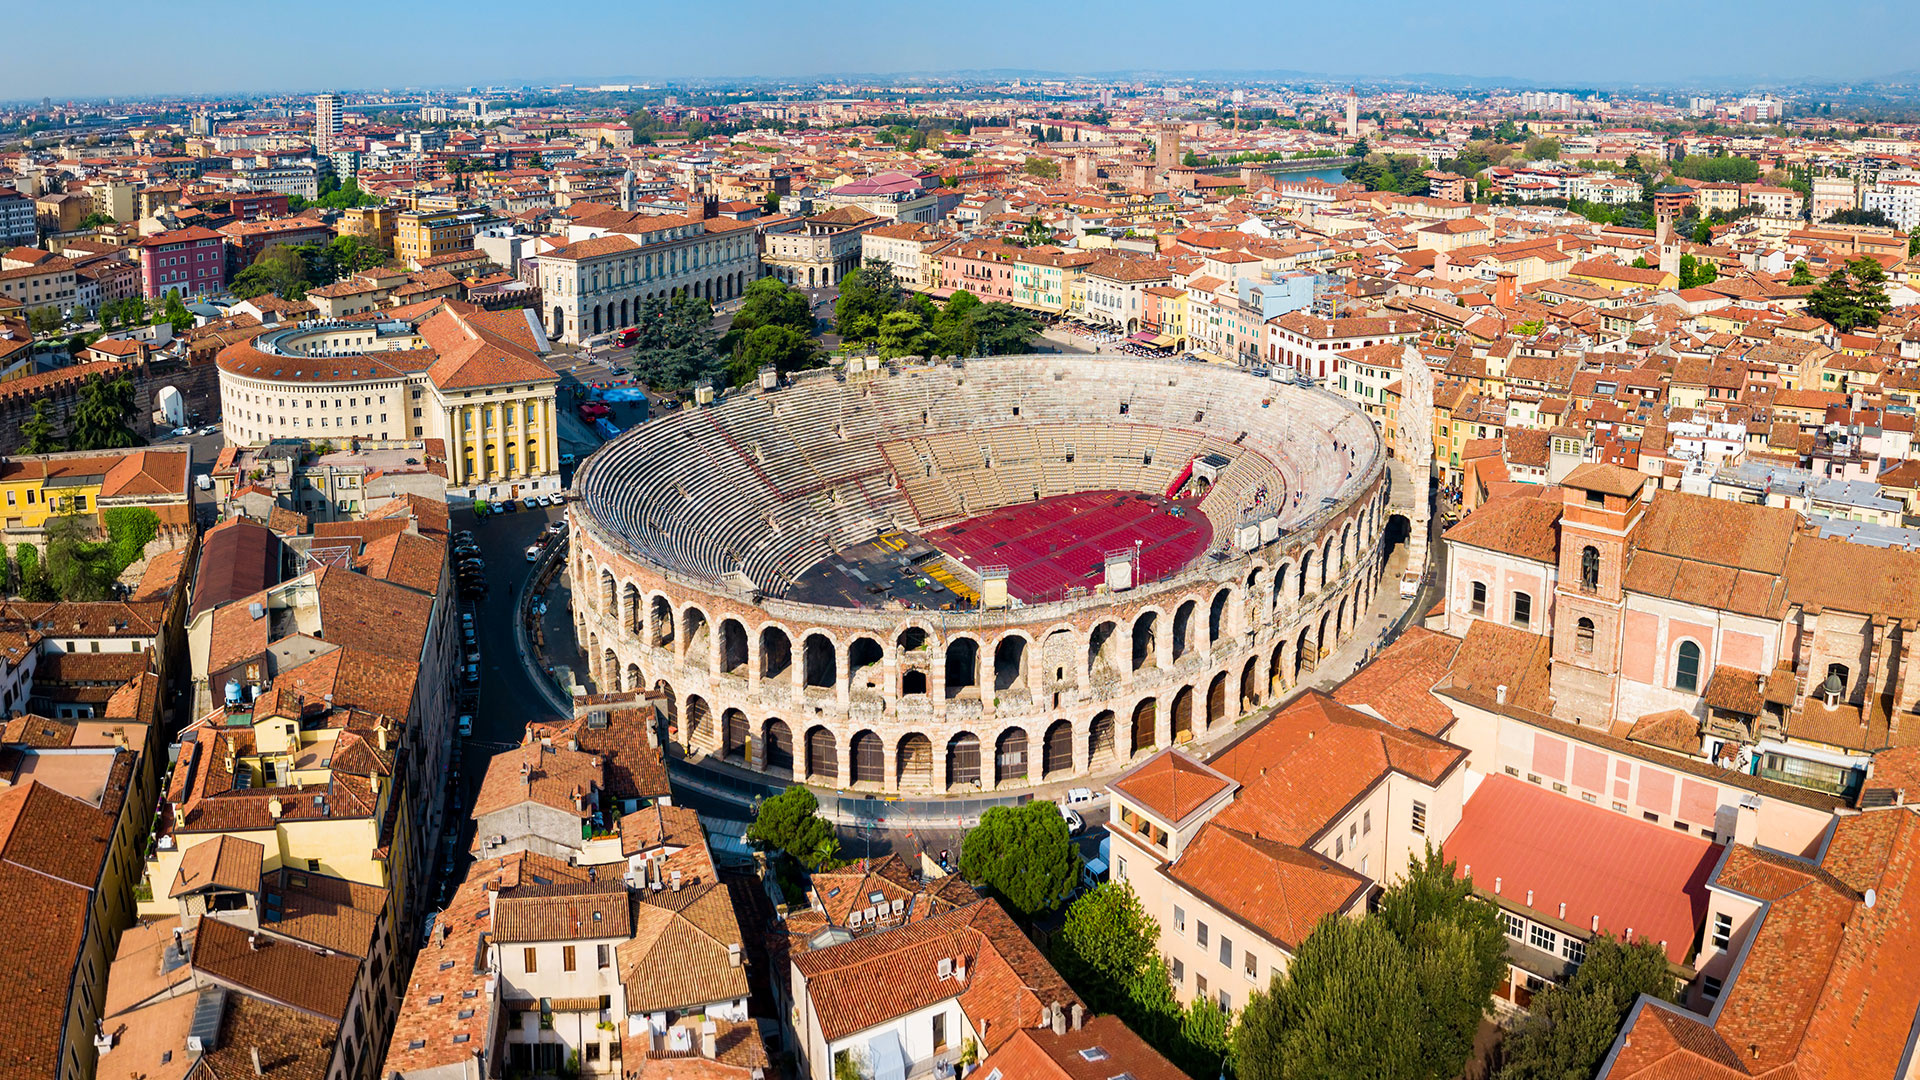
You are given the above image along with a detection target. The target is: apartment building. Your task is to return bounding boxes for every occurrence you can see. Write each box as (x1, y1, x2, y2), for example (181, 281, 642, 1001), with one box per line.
(0, 246, 79, 314)
(135, 225, 226, 299)
(538, 205, 761, 344)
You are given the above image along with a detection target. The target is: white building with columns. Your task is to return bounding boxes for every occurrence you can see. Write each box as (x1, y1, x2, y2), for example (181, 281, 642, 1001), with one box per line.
(537, 206, 762, 344)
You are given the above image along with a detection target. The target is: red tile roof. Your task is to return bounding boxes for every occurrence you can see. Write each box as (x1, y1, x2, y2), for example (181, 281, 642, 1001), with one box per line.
(1444, 775, 1719, 964)
(1111, 749, 1234, 824)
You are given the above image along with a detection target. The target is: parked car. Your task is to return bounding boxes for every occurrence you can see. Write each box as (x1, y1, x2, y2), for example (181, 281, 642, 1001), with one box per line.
(1065, 787, 1097, 805)
(559, 452, 577, 466)
(522, 497, 539, 510)
(459, 557, 485, 571)
(1399, 570, 1421, 599)
(525, 543, 542, 562)
(1058, 804, 1084, 834)
(458, 714, 473, 737)
(463, 663, 480, 683)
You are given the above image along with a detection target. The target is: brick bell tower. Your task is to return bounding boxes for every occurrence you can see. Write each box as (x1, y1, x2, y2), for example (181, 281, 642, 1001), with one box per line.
(1548, 463, 1648, 729)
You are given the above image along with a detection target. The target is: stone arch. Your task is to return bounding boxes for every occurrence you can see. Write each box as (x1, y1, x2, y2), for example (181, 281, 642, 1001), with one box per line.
(1089, 710, 1116, 768)
(1131, 610, 1159, 672)
(805, 726, 838, 784)
(946, 732, 981, 789)
(649, 596, 674, 648)
(945, 636, 980, 697)
(652, 679, 677, 738)
(599, 569, 617, 615)
(1171, 684, 1196, 743)
(993, 633, 1029, 693)
(1272, 563, 1291, 614)
(1130, 697, 1157, 755)
(763, 718, 794, 772)
(760, 625, 792, 681)
(1208, 587, 1232, 645)
(1207, 670, 1229, 729)
(1320, 536, 1336, 588)
(1335, 596, 1348, 643)
(719, 619, 749, 676)
(1295, 625, 1313, 679)
(621, 582, 642, 636)
(722, 708, 750, 760)
(1171, 600, 1197, 661)
(1042, 719, 1073, 778)
(1298, 550, 1313, 598)
(1087, 621, 1120, 678)
(897, 733, 933, 791)
(1245, 566, 1266, 624)
(1316, 610, 1333, 662)
(847, 636, 885, 690)
(1340, 521, 1353, 569)
(602, 648, 618, 691)
(1240, 656, 1260, 711)
(682, 606, 711, 667)
(994, 728, 1029, 787)
(850, 730, 884, 785)
(685, 695, 712, 748)
(802, 632, 837, 688)
(627, 662, 643, 694)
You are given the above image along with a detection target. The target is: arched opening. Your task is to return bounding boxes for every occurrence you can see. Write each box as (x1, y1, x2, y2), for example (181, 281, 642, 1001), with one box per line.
(1171, 601, 1196, 661)
(627, 663, 643, 694)
(1088, 711, 1116, 768)
(722, 709, 749, 760)
(649, 597, 674, 648)
(1580, 545, 1601, 591)
(1320, 537, 1335, 588)
(1298, 551, 1313, 598)
(850, 730, 884, 785)
(1042, 720, 1073, 778)
(1339, 523, 1352, 569)
(1335, 597, 1348, 643)
(1171, 685, 1196, 743)
(719, 619, 749, 676)
(1131, 611, 1159, 672)
(848, 637, 885, 690)
(995, 729, 1029, 787)
(993, 635, 1028, 692)
(682, 607, 711, 666)
(1675, 641, 1702, 692)
(898, 626, 929, 653)
(1316, 611, 1332, 662)
(551, 305, 565, 338)
(763, 719, 793, 773)
(1269, 640, 1287, 697)
(1511, 591, 1533, 629)
(1295, 626, 1313, 678)
(602, 648, 619, 690)
(1384, 514, 1410, 559)
(1131, 698, 1157, 755)
(805, 726, 838, 784)
(622, 583, 641, 635)
(803, 633, 837, 688)
(1575, 617, 1596, 655)
(1088, 621, 1119, 678)
(599, 571, 616, 615)
(897, 733, 933, 791)
(946, 732, 981, 789)
(760, 626, 792, 681)
(945, 638, 979, 697)
(653, 680, 677, 740)
(1209, 588, 1231, 644)
(1208, 671, 1229, 729)
(902, 669, 928, 696)
(684, 695, 711, 748)
(1272, 564, 1290, 613)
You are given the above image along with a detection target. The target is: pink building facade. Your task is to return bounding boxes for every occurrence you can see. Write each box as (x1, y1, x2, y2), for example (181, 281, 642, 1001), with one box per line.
(136, 225, 227, 299)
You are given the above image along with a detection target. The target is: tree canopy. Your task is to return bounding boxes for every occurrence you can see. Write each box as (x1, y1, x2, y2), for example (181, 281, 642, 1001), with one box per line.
(231, 244, 311, 300)
(745, 785, 840, 870)
(68, 374, 143, 452)
(625, 293, 725, 390)
(18, 399, 60, 454)
(1677, 253, 1719, 290)
(958, 799, 1080, 917)
(1673, 154, 1761, 184)
(1023, 156, 1060, 179)
(1233, 847, 1507, 1080)
(1807, 256, 1893, 332)
(1493, 936, 1676, 1080)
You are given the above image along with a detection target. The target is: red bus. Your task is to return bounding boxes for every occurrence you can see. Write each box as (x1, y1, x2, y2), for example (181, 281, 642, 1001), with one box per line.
(614, 327, 639, 347)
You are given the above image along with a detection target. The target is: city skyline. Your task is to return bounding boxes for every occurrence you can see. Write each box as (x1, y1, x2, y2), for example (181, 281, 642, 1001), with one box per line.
(14, 0, 1920, 101)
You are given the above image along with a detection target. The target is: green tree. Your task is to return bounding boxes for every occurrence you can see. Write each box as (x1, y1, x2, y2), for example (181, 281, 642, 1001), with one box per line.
(1678, 253, 1719, 290)
(77, 211, 114, 230)
(1631, 255, 1651, 269)
(1022, 156, 1060, 179)
(14, 544, 53, 602)
(728, 324, 819, 384)
(159, 293, 194, 334)
(875, 310, 935, 359)
(1692, 220, 1714, 244)
(730, 276, 814, 338)
(970, 302, 1040, 356)
(745, 785, 840, 870)
(1236, 915, 1425, 1080)
(1235, 848, 1506, 1080)
(833, 260, 905, 343)
(1051, 881, 1159, 1004)
(1493, 936, 1676, 1080)
(930, 291, 980, 356)
(1020, 216, 1052, 247)
(1674, 154, 1760, 183)
(958, 800, 1081, 917)
(1808, 256, 1893, 332)
(231, 243, 311, 300)
(626, 293, 724, 390)
(1789, 259, 1815, 285)
(68, 374, 142, 451)
(17, 399, 62, 454)
(329, 233, 387, 276)
(43, 513, 120, 601)
(1523, 136, 1560, 160)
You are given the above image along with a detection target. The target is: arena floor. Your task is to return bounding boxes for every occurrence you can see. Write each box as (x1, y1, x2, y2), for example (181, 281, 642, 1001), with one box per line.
(790, 491, 1217, 609)
(929, 490, 1213, 603)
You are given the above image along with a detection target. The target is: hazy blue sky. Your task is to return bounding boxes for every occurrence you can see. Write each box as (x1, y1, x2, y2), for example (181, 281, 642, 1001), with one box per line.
(12, 0, 1918, 101)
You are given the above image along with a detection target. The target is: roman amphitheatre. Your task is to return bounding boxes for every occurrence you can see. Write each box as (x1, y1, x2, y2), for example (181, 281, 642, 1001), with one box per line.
(568, 354, 1396, 794)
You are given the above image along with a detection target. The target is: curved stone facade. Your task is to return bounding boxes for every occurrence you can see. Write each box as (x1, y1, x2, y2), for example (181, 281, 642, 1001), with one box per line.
(568, 355, 1390, 793)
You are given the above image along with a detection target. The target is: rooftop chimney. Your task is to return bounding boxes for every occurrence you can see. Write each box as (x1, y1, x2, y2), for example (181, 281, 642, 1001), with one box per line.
(729, 942, 742, 967)
(251, 1047, 263, 1077)
(700, 1021, 718, 1060)
(1070, 1003, 1085, 1031)
(1050, 1001, 1066, 1035)
(248, 932, 260, 951)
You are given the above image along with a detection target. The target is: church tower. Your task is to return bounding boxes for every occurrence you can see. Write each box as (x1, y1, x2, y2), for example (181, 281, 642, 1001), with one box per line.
(1548, 464, 1648, 728)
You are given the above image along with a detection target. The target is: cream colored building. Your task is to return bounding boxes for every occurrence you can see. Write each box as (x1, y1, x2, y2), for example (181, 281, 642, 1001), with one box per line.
(215, 301, 562, 498)
(537, 208, 762, 343)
